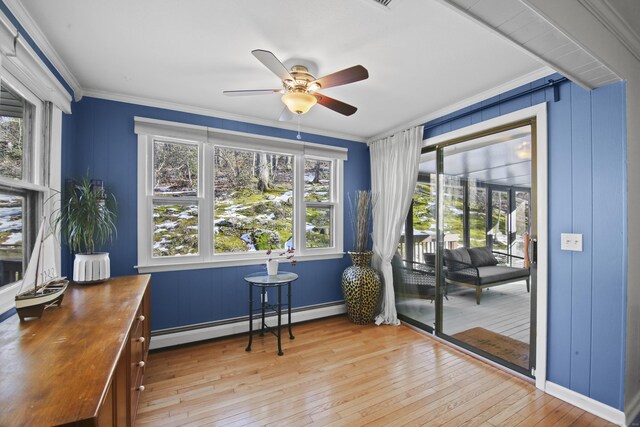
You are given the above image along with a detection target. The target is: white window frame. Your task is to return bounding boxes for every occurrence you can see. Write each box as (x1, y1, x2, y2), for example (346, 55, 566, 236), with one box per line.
(0, 69, 53, 315)
(301, 156, 340, 252)
(147, 136, 203, 261)
(135, 117, 346, 273)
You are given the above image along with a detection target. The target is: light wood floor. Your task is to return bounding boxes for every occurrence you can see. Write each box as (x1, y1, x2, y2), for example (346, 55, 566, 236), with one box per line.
(136, 316, 613, 426)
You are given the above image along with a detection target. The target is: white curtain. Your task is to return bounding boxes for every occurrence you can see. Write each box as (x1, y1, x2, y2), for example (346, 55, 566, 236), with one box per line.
(370, 126, 423, 325)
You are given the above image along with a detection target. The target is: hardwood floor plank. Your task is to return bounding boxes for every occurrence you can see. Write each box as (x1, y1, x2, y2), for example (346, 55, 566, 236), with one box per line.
(440, 381, 533, 427)
(136, 315, 611, 426)
(569, 411, 598, 426)
(506, 396, 565, 426)
(483, 388, 547, 426)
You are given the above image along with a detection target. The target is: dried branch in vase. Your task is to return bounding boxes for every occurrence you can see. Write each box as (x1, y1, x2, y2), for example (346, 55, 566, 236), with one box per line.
(348, 190, 375, 253)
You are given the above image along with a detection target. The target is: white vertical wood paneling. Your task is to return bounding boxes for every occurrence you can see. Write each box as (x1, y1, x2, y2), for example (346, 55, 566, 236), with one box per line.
(443, 0, 621, 89)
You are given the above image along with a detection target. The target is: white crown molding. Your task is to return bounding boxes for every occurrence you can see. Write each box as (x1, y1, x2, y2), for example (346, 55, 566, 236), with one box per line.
(578, 0, 640, 64)
(367, 66, 553, 142)
(3, 0, 82, 101)
(82, 88, 367, 143)
(544, 382, 626, 426)
(0, 11, 71, 113)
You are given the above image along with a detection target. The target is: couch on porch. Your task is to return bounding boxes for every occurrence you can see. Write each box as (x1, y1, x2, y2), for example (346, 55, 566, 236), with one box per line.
(442, 246, 530, 304)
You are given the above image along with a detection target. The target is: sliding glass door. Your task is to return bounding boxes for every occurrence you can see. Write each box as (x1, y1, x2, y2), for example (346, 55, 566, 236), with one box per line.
(397, 121, 537, 376)
(395, 170, 437, 330)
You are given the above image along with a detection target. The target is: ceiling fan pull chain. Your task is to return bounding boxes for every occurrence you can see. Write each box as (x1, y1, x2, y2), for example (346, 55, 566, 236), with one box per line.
(297, 114, 302, 140)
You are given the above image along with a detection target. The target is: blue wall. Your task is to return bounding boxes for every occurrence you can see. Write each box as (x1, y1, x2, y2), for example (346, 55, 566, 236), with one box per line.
(426, 75, 627, 410)
(61, 97, 370, 330)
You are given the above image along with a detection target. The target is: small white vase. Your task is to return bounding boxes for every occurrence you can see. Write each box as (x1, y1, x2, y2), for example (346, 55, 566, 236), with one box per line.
(73, 252, 110, 284)
(266, 260, 279, 276)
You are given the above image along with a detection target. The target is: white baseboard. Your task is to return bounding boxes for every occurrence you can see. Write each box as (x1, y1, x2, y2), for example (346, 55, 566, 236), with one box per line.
(545, 381, 626, 426)
(625, 390, 640, 426)
(149, 302, 346, 350)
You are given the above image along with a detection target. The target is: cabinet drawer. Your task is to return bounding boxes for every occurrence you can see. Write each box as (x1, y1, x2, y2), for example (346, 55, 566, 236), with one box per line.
(130, 302, 146, 425)
(131, 324, 145, 382)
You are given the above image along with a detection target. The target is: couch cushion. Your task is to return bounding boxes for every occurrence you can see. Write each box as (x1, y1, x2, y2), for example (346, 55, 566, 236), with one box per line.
(443, 247, 471, 271)
(477, 266, 529, 285)
(468, 247, 499, 267)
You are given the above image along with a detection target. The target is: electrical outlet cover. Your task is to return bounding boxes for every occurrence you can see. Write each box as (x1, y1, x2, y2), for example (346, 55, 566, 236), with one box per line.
(561, 233, 583, 251)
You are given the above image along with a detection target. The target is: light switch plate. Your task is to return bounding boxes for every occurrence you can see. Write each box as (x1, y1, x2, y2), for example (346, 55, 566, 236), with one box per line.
(561, 233, 583, 251)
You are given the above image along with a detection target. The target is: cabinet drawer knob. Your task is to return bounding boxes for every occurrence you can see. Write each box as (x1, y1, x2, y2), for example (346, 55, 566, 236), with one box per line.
(138, 315, 145, 322)
(137, 360, 145, 367)
(138, 385, 145, 392)
(137, 337, 145, 343)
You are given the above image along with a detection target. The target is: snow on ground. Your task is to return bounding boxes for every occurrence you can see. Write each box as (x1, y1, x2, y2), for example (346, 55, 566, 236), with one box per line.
(0, 219, 21, 232)
(2, 232, 21, 245)
(274, 191, 292, 202)
(156, 221, 178, 230)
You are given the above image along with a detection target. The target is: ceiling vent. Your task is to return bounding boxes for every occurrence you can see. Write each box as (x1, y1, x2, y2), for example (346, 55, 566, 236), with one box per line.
(361, 0, 395, 10)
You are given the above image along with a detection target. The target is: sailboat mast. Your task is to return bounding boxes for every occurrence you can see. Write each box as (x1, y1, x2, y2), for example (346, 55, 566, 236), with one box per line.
(32, 221, 46, 293)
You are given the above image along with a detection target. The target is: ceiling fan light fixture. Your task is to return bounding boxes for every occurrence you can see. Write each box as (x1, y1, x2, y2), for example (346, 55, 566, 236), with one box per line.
(307, 82, 321, 93)
(281, 91, 317, 115)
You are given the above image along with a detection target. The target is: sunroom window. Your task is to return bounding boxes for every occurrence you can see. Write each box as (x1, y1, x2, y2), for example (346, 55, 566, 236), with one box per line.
(304, 159, 334, 249)
(152, 140, 199, 257)
(214, 147, 294, 253)
(0, 81, 40, 290)
(135, 118, 346, 272)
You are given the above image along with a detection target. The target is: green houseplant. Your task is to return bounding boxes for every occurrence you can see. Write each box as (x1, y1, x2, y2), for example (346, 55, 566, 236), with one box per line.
(53, 175, 117, 283)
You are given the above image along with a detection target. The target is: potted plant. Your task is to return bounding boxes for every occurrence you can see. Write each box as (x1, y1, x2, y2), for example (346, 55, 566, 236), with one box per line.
(265, 232, 296, 275)
(53, 175, 117, 284)
(341, 190, 380, 324)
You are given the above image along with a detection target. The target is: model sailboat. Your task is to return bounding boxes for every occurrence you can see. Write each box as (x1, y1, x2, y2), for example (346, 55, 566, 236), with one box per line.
(14, 219, 68, 321)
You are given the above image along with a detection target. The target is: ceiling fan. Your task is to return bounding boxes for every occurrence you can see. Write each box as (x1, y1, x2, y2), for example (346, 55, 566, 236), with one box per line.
(224, 49, 369, 121)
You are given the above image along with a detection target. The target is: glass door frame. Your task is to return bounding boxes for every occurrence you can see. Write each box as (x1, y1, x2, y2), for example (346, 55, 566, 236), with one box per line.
(424, 117, 538, 378)
(485, 185, 532, 257)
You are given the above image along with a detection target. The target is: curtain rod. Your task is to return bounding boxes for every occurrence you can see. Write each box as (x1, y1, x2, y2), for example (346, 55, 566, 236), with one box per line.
(425, 77, 568, 131)
(366, 125, 422, 146)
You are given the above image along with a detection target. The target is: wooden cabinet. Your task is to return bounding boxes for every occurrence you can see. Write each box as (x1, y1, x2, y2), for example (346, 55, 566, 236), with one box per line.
(129, 287, 150, 426)
(0, 275, 151, 427)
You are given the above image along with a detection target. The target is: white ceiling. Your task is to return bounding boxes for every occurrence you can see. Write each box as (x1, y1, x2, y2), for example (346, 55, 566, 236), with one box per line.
(16, 0, 549, 140)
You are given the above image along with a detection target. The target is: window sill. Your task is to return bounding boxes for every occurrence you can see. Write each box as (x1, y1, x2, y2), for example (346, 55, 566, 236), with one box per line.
(135, 252, 345, 274)
(0, 281, 21, 317)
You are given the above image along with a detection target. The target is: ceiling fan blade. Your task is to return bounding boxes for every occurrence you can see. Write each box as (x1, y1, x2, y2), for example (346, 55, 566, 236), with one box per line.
(314, 94, 358, 116)
(223, 89, 283, 96)
(278, 106, 294, 122)
(251, 49, 294, 82)
(311, 65, 368, 90)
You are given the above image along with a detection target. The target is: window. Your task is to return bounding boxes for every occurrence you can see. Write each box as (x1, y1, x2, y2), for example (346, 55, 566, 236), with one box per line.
(135, 118, 346, 272)
(152, 140, 200, 257)
(304, 159, 334, 249)
(0, 74, 48, 315)
(214, 147, 293, 253)
(0, 190, 25, 286)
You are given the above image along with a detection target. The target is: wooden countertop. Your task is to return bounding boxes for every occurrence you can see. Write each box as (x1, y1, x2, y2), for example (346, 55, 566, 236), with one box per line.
(0, 274, 150, 426)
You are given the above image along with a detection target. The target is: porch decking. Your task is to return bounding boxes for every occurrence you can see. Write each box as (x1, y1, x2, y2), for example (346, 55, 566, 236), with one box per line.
(396, 279, 531, 343)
